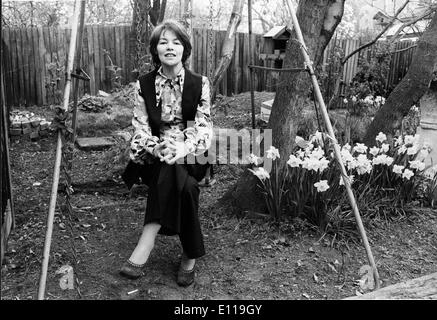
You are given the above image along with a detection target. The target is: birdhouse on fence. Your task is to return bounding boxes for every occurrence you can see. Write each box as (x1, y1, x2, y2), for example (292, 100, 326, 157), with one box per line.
(260, 26, 291, 69)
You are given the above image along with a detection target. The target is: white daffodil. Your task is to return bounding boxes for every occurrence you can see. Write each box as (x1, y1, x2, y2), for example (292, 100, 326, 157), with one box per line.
(375, 132, 387, 143)
(342, 143, 352, 152)
(310, 147, 325, 160)
(409, 160, 426, 171)
(341, 148, 354, 163)
(351, 96, 357, 103)
(353, 143, 368, 154)
(302, 157, 320, 172)
(343, 98, 348, 104)
(369, 147, 380, 156)
(372, 154, 393, 166)
(407, 145, 418, 156)
(248, 153, 261, 165)
(356, 154, 372, 175)
(318, 157, 330, 173)
(404, 135, 415, 145)
(296, 150, 305, 159)
(314, 180, 330, 192)
(346, 159, 359, 171)
(402, 168, 414, 180)
(394, 136, 403, 147)
(381, 143, 390, 153)
(393, 164, 404, 175)
(266, 146, 280, 160)
(310, 131, 323, 143)
(397, 145, 407, 155)
(364, 95, 373, 104)
(248, 167, 270, 180)
(287, 154, 302, 168)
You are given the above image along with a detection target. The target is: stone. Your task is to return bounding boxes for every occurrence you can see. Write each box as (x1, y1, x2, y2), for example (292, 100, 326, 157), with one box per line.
(30, 131, 40, 140)
(21, 120, 31, 130)
(9, 128, 22, 136)
(30, 118, 41, 127)
(11, 121, 21, 129)
(39, 120, 51, 130)
(76, 136, 115, 151)
(22, 126, 31, 135)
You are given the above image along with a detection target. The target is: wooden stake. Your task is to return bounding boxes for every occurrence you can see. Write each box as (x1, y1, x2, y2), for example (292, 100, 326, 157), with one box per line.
(38, 0, 82, 300)
(285, 0, 381, 290)
(71, 0, 87, 141)
(248, 0, 256, 129)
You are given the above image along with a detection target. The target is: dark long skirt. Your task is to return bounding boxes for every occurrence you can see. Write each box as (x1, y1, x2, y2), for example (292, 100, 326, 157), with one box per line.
(143, 161, 207, 259)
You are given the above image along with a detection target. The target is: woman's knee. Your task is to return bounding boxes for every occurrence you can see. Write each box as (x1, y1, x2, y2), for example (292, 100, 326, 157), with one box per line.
(182, 176, 199, 198)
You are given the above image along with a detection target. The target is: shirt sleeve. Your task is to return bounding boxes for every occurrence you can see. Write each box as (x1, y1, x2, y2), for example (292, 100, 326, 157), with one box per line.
(183, 76, 214, 156)
(129, 81, 160, 163)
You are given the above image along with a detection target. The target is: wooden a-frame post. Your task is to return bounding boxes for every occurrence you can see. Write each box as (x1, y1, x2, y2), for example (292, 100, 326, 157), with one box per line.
(38, 0, 83, 300)
(285, 0, 381, 289)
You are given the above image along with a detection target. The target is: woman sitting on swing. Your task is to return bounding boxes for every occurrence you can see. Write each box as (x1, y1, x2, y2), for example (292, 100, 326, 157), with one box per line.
(120, 19, 213, 287)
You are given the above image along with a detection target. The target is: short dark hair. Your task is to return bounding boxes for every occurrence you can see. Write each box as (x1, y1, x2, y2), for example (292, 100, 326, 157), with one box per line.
(149, 20, 192, 69)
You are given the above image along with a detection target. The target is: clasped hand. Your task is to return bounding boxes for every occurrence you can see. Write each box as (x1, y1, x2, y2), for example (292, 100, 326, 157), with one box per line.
(153, 140, 188, 165)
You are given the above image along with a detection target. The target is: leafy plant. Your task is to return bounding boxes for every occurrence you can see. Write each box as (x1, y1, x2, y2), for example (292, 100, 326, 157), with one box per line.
(247, 130, 432, 238)
(248, 147, 287, 221)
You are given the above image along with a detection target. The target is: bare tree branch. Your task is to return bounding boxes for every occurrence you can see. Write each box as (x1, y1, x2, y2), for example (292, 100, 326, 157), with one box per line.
(341, 0, 410, 65)
(389, 9, 435, 43)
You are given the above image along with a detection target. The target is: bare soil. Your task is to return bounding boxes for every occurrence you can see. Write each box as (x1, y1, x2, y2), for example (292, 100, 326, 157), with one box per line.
(1, 91, 436, 300)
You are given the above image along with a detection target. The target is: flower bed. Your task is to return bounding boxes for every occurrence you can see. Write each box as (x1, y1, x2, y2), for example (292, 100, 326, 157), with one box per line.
(247, 131, 435, 236)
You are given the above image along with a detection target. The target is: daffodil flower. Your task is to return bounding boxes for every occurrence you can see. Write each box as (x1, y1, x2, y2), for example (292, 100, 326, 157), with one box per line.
(402, 168, 414, 180)
(375, 132, 387, 143)
(353, 143, 368, 154)
(314, 180, 330, 192)
(287, 154, 302, 168)
(266, 146, 280, 160)
(249, 167, 270, 180)
(393, 164, 404, 175)
(409, 160, 425, 171)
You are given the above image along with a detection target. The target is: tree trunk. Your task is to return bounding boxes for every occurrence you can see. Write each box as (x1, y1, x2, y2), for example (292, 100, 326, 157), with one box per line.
(150, 0, 167, 26)
(180, 0, 193, 69)
(363, 13, 437, 146)
(211, 0, 245, 100)
(131, 0, 152, 75)
(226, 0, 344, 214)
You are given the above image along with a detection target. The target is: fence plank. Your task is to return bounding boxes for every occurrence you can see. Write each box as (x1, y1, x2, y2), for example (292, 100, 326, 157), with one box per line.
(86, 26, 96, 95)
(28, 28, 37, 105)
(114, 26, 121, 88)
(42, 28, 51, 104)
(34, 28, 43, 106)
(93, 26, 102, 92)
(2, 27, 420, 107)
(2, 29, 11, 106)
(117, 27, 125, 84)
(21, 29, 31, 105)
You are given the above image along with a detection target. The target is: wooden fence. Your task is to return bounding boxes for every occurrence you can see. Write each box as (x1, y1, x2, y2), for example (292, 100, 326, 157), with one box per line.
(1, 25, 417, 107)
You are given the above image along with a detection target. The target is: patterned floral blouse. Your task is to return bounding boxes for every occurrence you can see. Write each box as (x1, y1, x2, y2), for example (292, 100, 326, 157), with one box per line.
(130, 67, 213, 164)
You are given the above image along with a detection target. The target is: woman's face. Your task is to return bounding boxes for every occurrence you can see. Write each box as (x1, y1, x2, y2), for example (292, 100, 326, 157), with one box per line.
(157, 29, 184, 69)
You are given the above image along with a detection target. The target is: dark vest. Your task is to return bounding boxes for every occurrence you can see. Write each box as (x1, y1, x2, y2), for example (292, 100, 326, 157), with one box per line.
(122, 68, 207, 190)
(138, 68, 203, 136)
